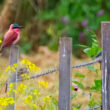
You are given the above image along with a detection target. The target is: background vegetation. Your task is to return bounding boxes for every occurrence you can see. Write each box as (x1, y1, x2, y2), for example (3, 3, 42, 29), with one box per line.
(0, 0, 109, 56)
(0, 0, 108, 109)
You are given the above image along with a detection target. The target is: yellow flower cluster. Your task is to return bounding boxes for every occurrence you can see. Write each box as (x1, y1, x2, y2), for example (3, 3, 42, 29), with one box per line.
(17, 83, 27, 93)
(32, 104, 37, 109)
(38, 81, 48, 88)
(24, 96, 37, 108)
(13, 64, 18, 68)
(42, 96, 51, 103)
(0, 97, 15, 106)
(24, 95, 32, 104)
(33, 89, 40, 95)
(0, 40, 2, 44)
(9, 83, 13, 88)
(21, 73, 30, 79)
(7, 83, 16, 95)
(5, 64, 18, 73)
(21, 59, 40, 72)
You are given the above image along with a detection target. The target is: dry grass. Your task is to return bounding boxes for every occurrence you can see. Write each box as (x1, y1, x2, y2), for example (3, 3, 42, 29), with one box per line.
(0, 46, 101, 110)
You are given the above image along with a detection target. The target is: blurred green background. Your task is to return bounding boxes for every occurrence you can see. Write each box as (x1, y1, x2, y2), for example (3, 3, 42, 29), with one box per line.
(0, 0, 109, 56)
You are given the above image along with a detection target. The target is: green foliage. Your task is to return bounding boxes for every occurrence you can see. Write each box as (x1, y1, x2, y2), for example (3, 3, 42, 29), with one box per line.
(72, 105, 81, 110)
(34, 0, 109, 55)
(73, 81, 84, 89)
(88, 96, 98, 107)
(0, 0, 3, 4)
(79, 31, 101, 58)
(20, 42, 32, 53)
(83, 38, 101, 58)
(87, 65, 98, 73)
(75, 72, 85, 78)
(90, 80, 102, 91)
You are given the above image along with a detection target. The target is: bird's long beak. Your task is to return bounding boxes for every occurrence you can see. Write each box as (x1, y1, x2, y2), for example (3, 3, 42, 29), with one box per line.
(19, 26, 24, 28)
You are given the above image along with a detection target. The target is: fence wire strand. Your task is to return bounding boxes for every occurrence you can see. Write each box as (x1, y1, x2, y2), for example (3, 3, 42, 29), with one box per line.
(0, 58, 102, 110)
(84, 105, 102, 110)
(17, 57, 102, 82)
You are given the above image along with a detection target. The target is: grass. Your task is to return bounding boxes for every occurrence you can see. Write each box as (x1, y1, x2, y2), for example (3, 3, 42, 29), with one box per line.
(0, 46, 101, 110)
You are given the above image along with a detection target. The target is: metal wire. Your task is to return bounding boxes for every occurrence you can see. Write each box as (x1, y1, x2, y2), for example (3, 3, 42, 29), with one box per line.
(2, 58, 102, 109)
(17, 57, 102, 82)
(84, 105, 102, 110)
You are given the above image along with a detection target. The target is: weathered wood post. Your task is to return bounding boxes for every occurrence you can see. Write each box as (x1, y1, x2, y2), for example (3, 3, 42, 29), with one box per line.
(7, 45, 19, 110)
(58, 37, 72, 110)
(102, 22, 110, 110)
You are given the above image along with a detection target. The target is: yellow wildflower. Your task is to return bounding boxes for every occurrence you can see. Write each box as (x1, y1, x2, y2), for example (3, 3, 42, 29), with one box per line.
(32, 104, 37, 109)
(0, 40, 2, 44)
(11, 67, 16, 72)
(7, 97, 15, 104)
(0, 97, 8, 106)
(5, 65, 16, 73)
(9, 83, 13, 88)
(33, 89, 40, 95)
(21, 59, 40, 72)
(21, 59, 26, 64)
(21, 73, 30, 79)
(13, 64, 18, 68)
(42, 96, 51, 103)
(0, 107, 3, 110)
(38, 81, 48, 88)
(7, 83, 16, 95)
(5, 66, 11, 72)
(0, 97, 14, 106)
(17, 83, 27, 93)
(24, 95, 32, 104)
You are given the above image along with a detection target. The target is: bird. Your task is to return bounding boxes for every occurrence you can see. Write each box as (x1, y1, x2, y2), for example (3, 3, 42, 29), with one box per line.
(95, 51, 102, 58)
(0, 24, 23, 52)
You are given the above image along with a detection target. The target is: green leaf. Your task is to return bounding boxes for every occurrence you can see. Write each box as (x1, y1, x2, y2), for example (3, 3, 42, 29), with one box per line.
(83, 48, 92, 57)
(75, 72, 85, 78)
(92, 38, 98, 43)
(73, 81, 84, 89)
(87, 65, 98, 72)
(75, 44, 88, 48)
(83, 38, 102, 58)
(88, 97, 97, 107)
(90, 80, 102, 91)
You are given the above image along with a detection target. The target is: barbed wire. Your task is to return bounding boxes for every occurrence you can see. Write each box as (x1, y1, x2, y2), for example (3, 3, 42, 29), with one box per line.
(84, 105, 101, 110)
(72, 57, 102, 68)
(17, 57, 102, 82)
(0, 58, 102, 110)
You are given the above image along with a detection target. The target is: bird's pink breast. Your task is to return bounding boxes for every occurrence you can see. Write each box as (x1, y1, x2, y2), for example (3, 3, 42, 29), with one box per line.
(13, 29, 20, 44)
(13, 29, 20, 33)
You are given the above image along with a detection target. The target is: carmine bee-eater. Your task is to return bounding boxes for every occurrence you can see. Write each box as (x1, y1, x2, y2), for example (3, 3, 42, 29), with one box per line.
(0, 24, 23, 52)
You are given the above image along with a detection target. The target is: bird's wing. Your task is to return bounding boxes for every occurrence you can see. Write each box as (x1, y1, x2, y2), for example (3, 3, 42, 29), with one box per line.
(2, 31, 18, 48)
(95, 51, 102, 58)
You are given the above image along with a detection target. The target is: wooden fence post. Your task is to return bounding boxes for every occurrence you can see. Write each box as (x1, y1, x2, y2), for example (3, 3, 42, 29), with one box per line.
(7, 45, 19, 110)
(102, 22, 110, 110)
(58, 37, 72, 110)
